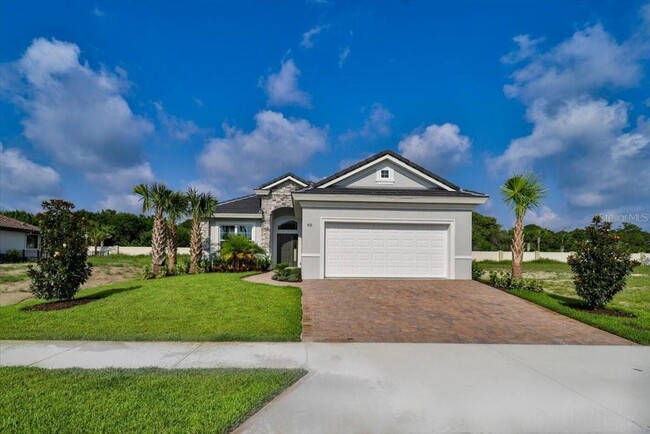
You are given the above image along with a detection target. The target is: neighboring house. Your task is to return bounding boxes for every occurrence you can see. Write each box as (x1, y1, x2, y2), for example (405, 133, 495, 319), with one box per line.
(0, 215, 41, 260)
(203, 150, 488, 279)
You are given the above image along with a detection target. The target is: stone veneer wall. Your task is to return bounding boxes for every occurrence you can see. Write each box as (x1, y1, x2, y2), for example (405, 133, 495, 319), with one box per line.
(260, 180, 302, 253)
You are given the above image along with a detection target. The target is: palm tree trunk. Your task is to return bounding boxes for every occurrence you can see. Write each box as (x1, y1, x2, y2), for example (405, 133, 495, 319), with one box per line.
(151, 209, 167, 276)
(167, 221, 177, 272)
(189, 218, 202, 274)
(94, 244, 98, 256)
(511, 216, 524, 280)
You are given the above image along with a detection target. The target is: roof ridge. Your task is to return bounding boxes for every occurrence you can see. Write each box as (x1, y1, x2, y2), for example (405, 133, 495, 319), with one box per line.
(216, 194, 257, 206)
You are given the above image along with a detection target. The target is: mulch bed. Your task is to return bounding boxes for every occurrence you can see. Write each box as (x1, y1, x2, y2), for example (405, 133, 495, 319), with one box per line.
(23, 298, 95, 311)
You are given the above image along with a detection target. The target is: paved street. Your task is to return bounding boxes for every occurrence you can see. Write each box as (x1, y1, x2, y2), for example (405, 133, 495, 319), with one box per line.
(2, 341, 648, 433)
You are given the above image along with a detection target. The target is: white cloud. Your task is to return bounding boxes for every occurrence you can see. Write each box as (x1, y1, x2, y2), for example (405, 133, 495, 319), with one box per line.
(491, 98, 629, 172)
(92, 7, 105, 17)
(504, 24, 645, 104)
(154, 101, 204, 141)
(3, 38, 154, 171)
(97, 194, 144, 214)
(86, 163, 155, 192)
(339, 103, 394, 142)
(301, 25, 328, 48)
(398, 123, 472, 172)
(501, 34, 545, 64)
(193, 97, 204, 107)
(0, 143, 60, 196)
(495, 9, 650, 215)
(260, 59, 311, 108)
(524, 206, 568, 231)
(338, 47, 350, 69)
(198, 110, 327, 195)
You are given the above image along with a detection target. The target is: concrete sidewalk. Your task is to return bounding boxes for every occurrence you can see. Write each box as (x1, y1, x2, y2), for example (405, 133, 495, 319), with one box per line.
(1, 341, 649, 433)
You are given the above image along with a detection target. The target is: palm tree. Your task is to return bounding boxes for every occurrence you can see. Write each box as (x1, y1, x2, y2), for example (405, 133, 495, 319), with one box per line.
(163, 191, 188, 273)
(220, 235, 264, 272)
(133, 182, 172, 276)
(88, 224, 113, 256)
(500, 173, 546, 280)
(187, 188, 217, 274)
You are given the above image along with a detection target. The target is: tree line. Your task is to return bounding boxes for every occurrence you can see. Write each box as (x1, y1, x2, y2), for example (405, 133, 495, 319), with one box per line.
(473, 212, 650, 252)
(3, 209, 648, 253)
(1, 209, 192, 248)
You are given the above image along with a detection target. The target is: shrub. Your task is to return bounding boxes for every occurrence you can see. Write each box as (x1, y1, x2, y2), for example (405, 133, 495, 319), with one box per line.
(28, 200, 92, 301)
(142, 264, 154, 280)
(509, 278, 543, 292)
(175, 258, 190, 275)
(471, 261, 483, 280)
(272, 263, 301, 282)
(220, 236, 265, 272)
(255, 253, 271, 271)
(568, 216, 640, 309)
(4, 249, 23, 263)
(487, 270, 543, 292)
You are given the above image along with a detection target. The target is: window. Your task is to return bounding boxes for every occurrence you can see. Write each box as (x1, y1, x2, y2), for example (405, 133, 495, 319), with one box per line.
(376, 166, 394, 183)
(220, 225, 235, 242)
(277, 221, 298, 231)
(26, 234, 39, 249)
(220, 224, 253, 242)
(238, 225, 253, 239)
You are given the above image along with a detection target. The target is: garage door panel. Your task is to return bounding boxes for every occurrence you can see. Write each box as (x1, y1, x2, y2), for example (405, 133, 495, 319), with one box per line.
(325, 222, 449, 278)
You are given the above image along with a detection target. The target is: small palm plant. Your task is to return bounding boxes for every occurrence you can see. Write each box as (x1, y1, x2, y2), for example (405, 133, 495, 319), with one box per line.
(220, 235, 264, 272)
(87, 224, 113, 256)
(163, 191, 188, 273)
(187, 188, 217, 273)
(500, 173, 546, 279)
(133, 182, 172, 276)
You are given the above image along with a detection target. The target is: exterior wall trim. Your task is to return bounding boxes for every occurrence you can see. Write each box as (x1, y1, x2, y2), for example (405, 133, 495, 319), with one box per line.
(317, 217, 456, 279)
(260, 176, 308, 190)
(293, 193, 487, 206)
(212, 213, 262, 219)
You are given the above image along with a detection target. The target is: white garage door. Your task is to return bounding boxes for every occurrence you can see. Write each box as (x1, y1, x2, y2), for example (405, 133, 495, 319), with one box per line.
(325, 222, 449, 278)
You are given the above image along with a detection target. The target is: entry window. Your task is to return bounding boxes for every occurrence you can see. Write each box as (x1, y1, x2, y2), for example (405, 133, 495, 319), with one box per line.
(277, 221, 297, 231)
(220, 225, 235, 242)
(26, 234, 39, 249)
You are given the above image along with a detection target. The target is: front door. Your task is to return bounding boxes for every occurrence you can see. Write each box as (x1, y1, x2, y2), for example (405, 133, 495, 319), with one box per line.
(277, 233, 298, 266)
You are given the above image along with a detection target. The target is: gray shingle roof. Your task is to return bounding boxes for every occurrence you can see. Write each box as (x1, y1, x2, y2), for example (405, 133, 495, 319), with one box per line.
(0, 215, 40, 233)
(214, 195, 261, 214)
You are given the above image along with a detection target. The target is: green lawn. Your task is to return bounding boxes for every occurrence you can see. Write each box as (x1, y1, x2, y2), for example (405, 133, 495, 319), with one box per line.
(0, 273, 302, 341)
(0, 273, 28, 284)
(0, 367, 305, 434)
(478, 260, 650, 345)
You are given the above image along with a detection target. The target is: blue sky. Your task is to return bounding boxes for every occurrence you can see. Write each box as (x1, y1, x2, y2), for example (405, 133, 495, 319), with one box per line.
(1, 0, 649, 230)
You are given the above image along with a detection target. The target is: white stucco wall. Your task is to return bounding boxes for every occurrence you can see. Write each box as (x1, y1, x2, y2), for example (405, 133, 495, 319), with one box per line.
(334, 160, 435, 189)
(0, 230, 27, 254)
(299, 202, 475, 279)
(205, 218, 262, 254)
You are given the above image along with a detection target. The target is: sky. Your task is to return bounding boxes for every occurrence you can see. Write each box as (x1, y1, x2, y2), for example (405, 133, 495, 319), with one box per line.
(1, 0, 649, 230)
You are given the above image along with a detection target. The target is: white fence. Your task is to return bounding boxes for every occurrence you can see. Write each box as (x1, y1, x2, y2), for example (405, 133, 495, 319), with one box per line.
(472, 251, 648, 263)
(88, 246, 191, 256)
(88, 246, 648, 264)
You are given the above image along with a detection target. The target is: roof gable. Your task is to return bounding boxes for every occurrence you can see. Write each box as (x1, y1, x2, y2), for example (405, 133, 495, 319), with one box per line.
(313, 150, 459, 191)
(256, 172, 309, 190)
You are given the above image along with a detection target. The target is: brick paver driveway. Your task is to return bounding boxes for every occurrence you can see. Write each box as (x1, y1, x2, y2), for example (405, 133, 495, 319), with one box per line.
(300, 279, 632, 344)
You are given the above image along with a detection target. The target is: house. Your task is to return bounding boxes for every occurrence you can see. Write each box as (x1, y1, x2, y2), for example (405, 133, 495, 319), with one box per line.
(202, 150, 488, 279)
(0, 214, 40, 260)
